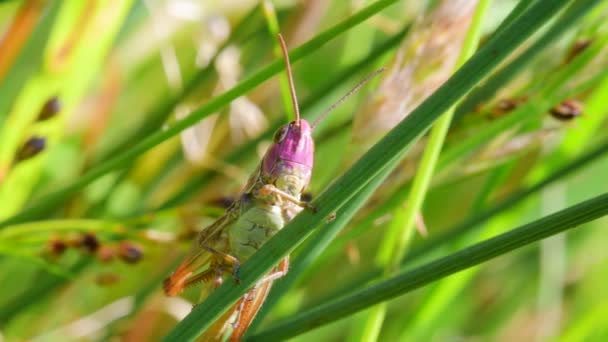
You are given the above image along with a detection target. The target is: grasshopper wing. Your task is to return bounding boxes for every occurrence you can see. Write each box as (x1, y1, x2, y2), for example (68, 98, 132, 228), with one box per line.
(164, 211, 237, 296)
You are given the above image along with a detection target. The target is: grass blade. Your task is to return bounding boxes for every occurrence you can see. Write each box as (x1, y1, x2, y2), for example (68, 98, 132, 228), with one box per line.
(162, 1, 572, 340)
(0, 1, 61, 126)
(248, 151, 402, 332)
(357, 1, 490, 339)
(251, 192, 608, 341)
(303, 138, 608, 310)
(455, 0, 602, 118)
(157, 26, 408, 211)
(0, 0, 402, 228)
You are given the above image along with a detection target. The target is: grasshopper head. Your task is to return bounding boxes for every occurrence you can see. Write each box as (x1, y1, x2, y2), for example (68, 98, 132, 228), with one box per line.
(262, 119, 314, 195)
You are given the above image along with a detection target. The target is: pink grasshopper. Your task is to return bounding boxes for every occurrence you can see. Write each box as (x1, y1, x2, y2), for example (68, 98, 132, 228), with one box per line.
(164, 34, 382, 341)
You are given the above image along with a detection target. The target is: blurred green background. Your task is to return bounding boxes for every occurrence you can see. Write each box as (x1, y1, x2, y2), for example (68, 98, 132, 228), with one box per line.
(0, 0, 607, 341)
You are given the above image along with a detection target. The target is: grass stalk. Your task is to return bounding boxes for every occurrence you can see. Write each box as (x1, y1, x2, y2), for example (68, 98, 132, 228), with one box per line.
(0, 1, 61, 127)
(357, 2, 490, 339)
(162, 1, 572, 340)
(0, 0, 402, 229)
(156, 25, 409, 211)
(251, 191, 608, 341)
(0, 219, 116, 239)
(300, 138, 608, 312)
(455, 0, 603, 119)
(248, 151, 402, 334)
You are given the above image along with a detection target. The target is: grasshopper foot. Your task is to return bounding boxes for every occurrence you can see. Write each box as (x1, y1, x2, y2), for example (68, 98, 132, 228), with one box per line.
(232, 266, 241, 285)
(305, 202, 317, 213)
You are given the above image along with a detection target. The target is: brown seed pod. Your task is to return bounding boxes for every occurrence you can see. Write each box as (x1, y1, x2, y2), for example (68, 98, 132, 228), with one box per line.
(37, 96, 61, 121)
(118, 241, 143, 264)
(14, 136, 46, 162)
(177, 229, 198, 241)
(80, 233, 100, 253)
(490, 96, 528, 118)
(550, 99, 583, 121)
(47, 238, 68, 256)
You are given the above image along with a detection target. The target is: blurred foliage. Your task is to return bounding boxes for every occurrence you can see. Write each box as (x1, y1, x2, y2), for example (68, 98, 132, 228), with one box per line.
(0, 0, 607, 341)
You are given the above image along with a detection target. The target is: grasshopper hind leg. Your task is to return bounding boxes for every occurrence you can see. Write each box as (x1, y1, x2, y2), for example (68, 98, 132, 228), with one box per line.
(164, 243, 242, 296)
(228, 257, 290, 341)
(201, 244, 242, 284)
(256, 257, 289, 285)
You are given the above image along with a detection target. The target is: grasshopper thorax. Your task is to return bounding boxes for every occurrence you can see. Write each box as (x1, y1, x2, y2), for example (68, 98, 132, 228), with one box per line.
(262, 119, 314, 196)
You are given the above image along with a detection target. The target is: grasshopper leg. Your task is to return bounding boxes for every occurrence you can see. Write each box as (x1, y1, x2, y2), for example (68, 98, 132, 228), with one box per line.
(257, 184, 317, 212)
(201, 244, 242, 284)
(182, 266, 222, 288)
(231, 257, 290, 332)
(256, 257, 289, 285)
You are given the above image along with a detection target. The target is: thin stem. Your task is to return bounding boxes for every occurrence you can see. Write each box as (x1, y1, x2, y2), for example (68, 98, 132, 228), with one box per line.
(358, 1, 491, 339)
(0, 219, 118, 239)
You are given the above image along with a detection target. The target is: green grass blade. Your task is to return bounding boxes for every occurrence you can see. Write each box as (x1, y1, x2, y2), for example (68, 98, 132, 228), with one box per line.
(358, 1, 491, 339)
(156, 25, 409, 211)
(301, 138, 608, 310)
(0, 259, 88, 324)
(0, 0, 402, 229)
(0, 1, 61, 126)
(455, 0, 602, 118)
(407, 138, 608, 261)
(248, 151, 402, 333)
(0, 1, 135, 219)
(162, 1, 572, 340)
(440, 24, 608, 171)
(560, 300, 608, 341)
(250, 192, 608, 341)
(90, 6, 262, 165)
(492, 0, 538, 37)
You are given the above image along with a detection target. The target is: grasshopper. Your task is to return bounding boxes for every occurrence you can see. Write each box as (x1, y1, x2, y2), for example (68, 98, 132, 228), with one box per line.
(164, 33, 382, 341)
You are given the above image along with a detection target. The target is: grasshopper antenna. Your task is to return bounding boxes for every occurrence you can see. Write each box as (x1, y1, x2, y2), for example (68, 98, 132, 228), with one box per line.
(312, 67, 385, 130)
(277, 33, 301, 126)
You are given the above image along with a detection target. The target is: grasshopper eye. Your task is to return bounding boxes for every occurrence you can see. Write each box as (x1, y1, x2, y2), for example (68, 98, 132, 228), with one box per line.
(273, 127, 288, 143)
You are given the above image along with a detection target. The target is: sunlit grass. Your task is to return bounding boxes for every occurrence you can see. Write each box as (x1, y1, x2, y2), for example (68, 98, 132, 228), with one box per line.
(1, 0, 607, 341)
